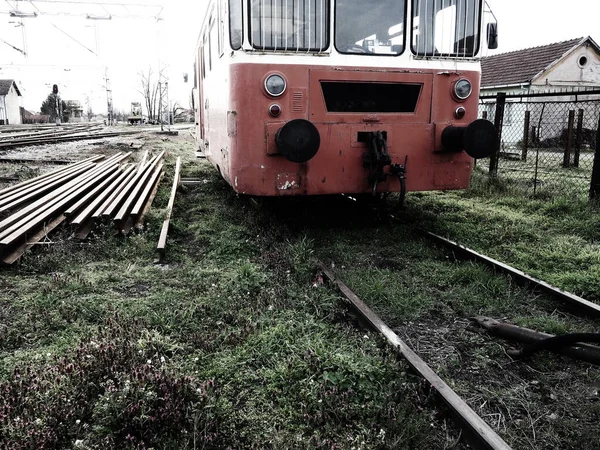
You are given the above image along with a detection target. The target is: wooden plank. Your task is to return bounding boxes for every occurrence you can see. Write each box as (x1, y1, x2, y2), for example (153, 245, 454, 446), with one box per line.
(320, 264, 513, 450)
(156, 157, 181, 260)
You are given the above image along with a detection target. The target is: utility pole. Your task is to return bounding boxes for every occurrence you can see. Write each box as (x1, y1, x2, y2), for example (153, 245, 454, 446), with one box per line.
(104, 67, 113, 126)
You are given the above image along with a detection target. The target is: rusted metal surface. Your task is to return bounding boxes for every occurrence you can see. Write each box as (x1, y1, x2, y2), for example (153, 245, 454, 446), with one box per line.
(0, 150, 166, 264)
(320, 264, 513, 450)
(204, 64, 480, 196)
(156, 157, 181, 260)
(425, 231, 600, 317)
(471, 316, 600, 366)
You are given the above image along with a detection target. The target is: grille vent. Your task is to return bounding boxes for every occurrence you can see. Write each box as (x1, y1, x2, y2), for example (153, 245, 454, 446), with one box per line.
(292, 90, 305, 113)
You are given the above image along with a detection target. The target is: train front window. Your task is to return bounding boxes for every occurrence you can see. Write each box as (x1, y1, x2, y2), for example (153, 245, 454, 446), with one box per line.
(412, 0, 481, 57)
(335, 0, 406, 55)
(249, 0, 329, 51)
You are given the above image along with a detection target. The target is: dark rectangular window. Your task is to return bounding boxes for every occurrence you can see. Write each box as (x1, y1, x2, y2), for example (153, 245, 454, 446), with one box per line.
(335, 0, 406, 56)
(249, 0, 329, 51)
(321, 82, 422, 113)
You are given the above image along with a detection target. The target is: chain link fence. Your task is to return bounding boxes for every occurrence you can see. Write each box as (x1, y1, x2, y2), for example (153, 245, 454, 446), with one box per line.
(478, 91, 600, 200)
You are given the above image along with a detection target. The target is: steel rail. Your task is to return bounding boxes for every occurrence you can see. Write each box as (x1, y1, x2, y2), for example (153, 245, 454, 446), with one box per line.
(156, 157, 181, 259)
(345, 193, 600, 318)
(0, 164, 121, 246)
(423, 231, 600, 317)
(0, 130, 141, 149)
(92, 165, 140, 218)
(103, 152, 163, 219)
(319, 264, 513, 450)
(0, 155, 122, 230)
(131, 162, 164, 217)
(70, 165, 136, 225)
(113, 152, 164, 222)
(0, 155, 104, 199)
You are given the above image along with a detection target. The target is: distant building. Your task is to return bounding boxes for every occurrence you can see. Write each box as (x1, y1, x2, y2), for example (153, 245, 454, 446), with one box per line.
(65, 100, 85, 122)
(480, 37, 600, 145)
(0, 79, 23, 125)
(481, 36, 600, 94)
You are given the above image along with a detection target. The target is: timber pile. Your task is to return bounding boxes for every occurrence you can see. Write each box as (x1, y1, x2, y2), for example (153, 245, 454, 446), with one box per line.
(0, 124, 141, 150)
(0, 152, 164, 264)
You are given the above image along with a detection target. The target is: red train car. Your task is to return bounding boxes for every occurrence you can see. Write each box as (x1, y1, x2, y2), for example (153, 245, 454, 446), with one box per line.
(194, 0, 499, 197)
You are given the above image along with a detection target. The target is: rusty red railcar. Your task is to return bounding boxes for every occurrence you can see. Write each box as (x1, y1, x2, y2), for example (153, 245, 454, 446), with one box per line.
(194, 0, 499, 198)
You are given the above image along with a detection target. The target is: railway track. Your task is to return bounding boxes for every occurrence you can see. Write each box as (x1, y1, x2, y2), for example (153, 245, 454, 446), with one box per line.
(321, 263, 513, 450)
(294, 194, 600, 449)
(0, 124, 141, 150)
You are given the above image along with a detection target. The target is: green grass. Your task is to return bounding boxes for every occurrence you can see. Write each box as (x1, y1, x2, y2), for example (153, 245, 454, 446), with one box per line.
(0, 135, 455, 449)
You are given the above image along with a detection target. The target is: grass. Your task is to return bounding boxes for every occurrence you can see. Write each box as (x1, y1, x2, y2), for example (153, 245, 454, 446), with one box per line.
(0, 134, 459, 449)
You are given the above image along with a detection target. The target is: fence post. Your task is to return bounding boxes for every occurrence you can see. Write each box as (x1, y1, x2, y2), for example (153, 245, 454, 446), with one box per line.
(489, 92, 506, 177)
(589, 116, 600, 200)
(522, 111, 530, 161)
(563, 110, 575, 168)
(574, 108, 584, 168)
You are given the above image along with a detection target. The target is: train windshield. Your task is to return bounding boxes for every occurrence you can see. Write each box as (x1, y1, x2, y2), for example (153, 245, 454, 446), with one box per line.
(249, 0, 329, 51)
(412, 0, 481, 57)
(335, 0, 406, 55)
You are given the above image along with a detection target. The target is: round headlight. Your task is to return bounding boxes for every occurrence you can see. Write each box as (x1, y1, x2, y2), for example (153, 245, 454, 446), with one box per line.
(454, 79, 472, 100)
(265, 74, 286, 97)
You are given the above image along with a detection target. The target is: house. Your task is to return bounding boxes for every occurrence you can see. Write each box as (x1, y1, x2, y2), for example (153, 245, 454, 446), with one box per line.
(65, 100, 85, 122)
(0, 79, 23, 125)
(480, 37, 600, 145)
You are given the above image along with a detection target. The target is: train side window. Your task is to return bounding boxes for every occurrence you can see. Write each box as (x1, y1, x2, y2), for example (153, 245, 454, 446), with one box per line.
(208, 20, 214, 71)
(210, 18, 218, 67)
(193, 61, 198, 88)
(229, 0, 242, 50)
(201, 38, 207, 78)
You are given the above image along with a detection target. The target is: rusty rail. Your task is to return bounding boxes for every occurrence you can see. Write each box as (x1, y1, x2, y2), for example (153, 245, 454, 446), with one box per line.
(320, 264, 513, 450)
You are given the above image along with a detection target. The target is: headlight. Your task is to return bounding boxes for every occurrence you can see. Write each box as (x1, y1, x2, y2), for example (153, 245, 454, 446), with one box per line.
(265, 74, 286, 97)
(454, 79, 472, 100)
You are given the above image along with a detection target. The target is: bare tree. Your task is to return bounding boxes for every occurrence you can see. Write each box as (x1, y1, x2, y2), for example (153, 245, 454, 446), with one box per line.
(171, 101, 188, 123)
(138, 67, 165, 123)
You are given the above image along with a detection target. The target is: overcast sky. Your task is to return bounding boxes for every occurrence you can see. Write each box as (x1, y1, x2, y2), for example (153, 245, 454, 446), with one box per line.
(0, 0, 597, 115)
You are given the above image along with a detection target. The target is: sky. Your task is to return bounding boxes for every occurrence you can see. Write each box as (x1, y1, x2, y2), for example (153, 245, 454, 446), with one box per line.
(0, 0, 598, 115)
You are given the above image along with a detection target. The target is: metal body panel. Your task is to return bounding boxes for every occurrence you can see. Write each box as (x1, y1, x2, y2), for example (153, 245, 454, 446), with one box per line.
(200, 60, 480, 196)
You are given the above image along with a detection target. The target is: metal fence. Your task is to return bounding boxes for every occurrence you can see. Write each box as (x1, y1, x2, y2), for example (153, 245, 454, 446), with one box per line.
(478, 91, 600, 200)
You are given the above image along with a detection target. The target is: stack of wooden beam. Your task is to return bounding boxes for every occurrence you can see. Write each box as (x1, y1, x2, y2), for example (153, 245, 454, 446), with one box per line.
(0, 151, 164, 264)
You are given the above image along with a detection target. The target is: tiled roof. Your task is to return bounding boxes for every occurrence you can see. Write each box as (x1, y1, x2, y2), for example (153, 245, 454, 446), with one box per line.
(481, 38, 584, 88)
(0, 79, 22, 96)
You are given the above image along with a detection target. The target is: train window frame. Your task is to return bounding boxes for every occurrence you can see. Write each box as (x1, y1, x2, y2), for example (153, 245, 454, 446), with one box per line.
(334, 0, 407, 57)
(229, 0, 243, 50)
(410, 0, 483, 58)
(247, 0, 330, 52)
(201, 40, 207, 79)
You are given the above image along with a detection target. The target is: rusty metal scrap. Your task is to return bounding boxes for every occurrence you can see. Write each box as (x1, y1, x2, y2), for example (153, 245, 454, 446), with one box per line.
(0, 151, 165, 264)
(470, 316, 600, 366)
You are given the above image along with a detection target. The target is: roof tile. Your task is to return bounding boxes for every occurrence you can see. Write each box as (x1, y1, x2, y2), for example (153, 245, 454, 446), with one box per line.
(481, 38, 583, 88)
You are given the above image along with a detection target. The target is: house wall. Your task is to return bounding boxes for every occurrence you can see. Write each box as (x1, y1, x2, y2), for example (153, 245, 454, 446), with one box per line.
(3, 84, 22, 125)
(534, 44, 600, 90)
